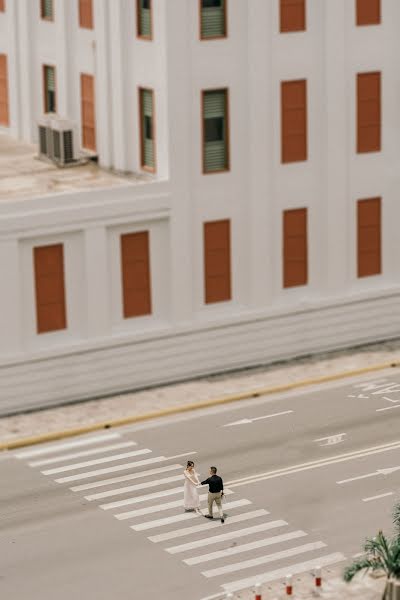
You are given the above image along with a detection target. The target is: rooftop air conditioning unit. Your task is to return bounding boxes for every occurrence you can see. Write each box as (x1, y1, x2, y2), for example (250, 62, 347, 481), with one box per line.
(37, 115, 81, 166)
(37, 114, 53, 158)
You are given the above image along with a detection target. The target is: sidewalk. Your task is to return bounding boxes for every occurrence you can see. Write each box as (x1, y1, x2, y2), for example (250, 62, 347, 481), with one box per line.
(1, 338, 399, 444)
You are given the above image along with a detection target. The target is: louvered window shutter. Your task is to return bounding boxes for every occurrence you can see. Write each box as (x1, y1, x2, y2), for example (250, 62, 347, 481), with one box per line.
(141, 89, 155, 169)
(201, 0, 226, 38)
(357, 72, 381, 153)
(203, 90, 228, 172)
(46, 67, 55, 92)
(0, 1, 5, 12)
(138, 0, 152, 37)
(42, 0, 53, 18)
(357, 198, 381, 277)
(0, 54, 9, 126)
(34, 244, 67, 334)
(356, 0, 380, 25)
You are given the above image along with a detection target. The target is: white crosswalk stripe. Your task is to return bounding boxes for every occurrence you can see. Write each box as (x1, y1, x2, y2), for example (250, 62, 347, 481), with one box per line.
(84, 474, 184, 501)
(29, 442, 137, 467)
(166, 519, 287, 554)
(15, 433, 122, 459)
(183, 530, 307, 565)
(131, 500, 251, 532)
(100, 485, 185, 509)
(70, 464, 183, 492)
(202, 541, 327, 578)
(42, 448, 152, 475)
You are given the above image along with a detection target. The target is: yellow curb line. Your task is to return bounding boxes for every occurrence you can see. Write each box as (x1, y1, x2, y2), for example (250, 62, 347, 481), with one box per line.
(1, 359, 399, 452)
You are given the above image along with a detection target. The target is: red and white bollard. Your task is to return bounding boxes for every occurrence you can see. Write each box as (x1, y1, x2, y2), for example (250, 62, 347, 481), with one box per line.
(254, 582, 262, 600)
(314, 566, 322, 588)
(285, 574, 293, 595)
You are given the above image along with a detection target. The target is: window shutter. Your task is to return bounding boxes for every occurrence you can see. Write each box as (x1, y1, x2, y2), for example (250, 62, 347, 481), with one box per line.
(281, 80, 307, 163)
(283, 208, 308, 288)
(356, 0, 380, 25)
(357, 198, 381, 277)
(140, 88, 155, 169)
(280, 0, 306, 32)
(201, 0, 226, 38)
(0, 54, 9, 126)
(357, 72, 381, 153)
(46, 66, 55, 92)
(137, 0, 152, 37)
(203, 89, 229, 172)
(204, 220, 231, 304)
(0, 1, 5, 12)
(42, 0, 53, 19)
(79, 0, 93, 29)
(34, 244, 67, 334)
(81, 74, 96, 151)
(121, 232, 152, 318)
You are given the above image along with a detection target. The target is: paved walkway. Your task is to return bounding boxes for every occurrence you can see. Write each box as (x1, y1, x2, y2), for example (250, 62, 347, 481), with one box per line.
(1, 338, 399, 444)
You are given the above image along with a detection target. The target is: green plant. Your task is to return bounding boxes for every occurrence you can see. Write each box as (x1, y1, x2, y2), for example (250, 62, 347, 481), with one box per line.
(393, 502, 400, 539)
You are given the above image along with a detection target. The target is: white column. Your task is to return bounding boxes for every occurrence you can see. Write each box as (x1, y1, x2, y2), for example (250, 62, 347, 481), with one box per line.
(0, 240, 21, 357)
(84, 227, 110, 338)
(14, 0, 34, 141)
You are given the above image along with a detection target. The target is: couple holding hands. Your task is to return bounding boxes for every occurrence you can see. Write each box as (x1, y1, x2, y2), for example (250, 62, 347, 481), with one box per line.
(183, 460, 225, 524)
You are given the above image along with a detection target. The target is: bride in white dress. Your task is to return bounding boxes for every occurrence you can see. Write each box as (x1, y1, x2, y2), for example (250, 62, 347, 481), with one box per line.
(183, 460, 201, 513)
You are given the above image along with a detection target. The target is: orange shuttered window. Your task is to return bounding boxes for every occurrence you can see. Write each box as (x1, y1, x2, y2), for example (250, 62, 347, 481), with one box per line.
(34, 244, 67, 334)
(283, 208, 308, 288)
(357, 198, 381, 277)
(281, 80, 307, 163)
(357, 72, 381, 153)
(356, 0, 380, 25)
(204, 220, 231, 304)
(79, 0, 93, 28)
(280, 0, 306, 32)
(121, 232, 152, 318)
(81, 74, 96, 151)
(0, 1, 5, 12)
(0, 54, 9, 126)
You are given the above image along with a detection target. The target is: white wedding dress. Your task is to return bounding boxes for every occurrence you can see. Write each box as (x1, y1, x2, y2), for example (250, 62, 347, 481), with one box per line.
(183, 469, 200, 511)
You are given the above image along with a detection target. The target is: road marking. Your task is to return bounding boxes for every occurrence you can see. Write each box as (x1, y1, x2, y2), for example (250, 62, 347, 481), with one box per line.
(337, 465, 400, 484)
(131, 500, 250, 532)
(383, 396, 400, 404)
(115, 491, 234, 520)
(28, 442, 136, 467)
(376, 405, 400, 412)
(14, 433, 121, 459)
(222, 552, 346, 593)
(148, 509, 269, 543)
(166, 520, 287, 554)
(54, 452, 197, 483)
(202, 541, 327, 578)
(314, 433, 346, 446)
(84, 474, 184, 500)
(184, 530, 307, 565)
(41, 448, 151, 475)
(227, 440, 400, 488)
(70, 464, 183, 492)
(100, 485, 194, 510)
(224, 410, 294, 427)
(362, 492, 394, 502)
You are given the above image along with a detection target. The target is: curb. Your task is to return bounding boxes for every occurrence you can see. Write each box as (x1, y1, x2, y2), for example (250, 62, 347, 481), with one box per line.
(1, 359, 399, 452)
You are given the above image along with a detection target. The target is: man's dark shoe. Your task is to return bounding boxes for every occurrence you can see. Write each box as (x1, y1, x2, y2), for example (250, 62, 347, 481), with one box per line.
(221, 517, 225, 523)
(204, 514, 213, 519)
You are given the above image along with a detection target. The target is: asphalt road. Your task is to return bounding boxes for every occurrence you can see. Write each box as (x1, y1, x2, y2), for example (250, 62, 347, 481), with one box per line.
(1, 367, 400, 599)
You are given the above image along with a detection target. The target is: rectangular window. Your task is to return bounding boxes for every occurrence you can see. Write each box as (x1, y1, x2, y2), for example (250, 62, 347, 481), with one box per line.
(280, 0, 306, 32)
(34, 244, 67, 334)
(43, 65, 56, 113)
(121, 232, 152, 318)
(357, 72, 381, 153)
(139, 88, 155, 171)
(357, 198, 381, 277)
(200, 0, 227, 39)
(41, 0, 54, 20)
(281, 80, 307, 163)
(356, 0, 380, 25)
(137, 0, 152, 38)
(0, 54, 9, 126)
(283, 208, 308, 288)
(81, 74, 96, 151)
(79, 0, 93, 29)
(204, 220, 231, 304)
(0, 1, 5, 12)
(202, 89, 229, 173)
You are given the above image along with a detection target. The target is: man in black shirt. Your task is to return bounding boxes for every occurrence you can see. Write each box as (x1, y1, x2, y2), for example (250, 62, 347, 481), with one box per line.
(201, 466, 225, 523)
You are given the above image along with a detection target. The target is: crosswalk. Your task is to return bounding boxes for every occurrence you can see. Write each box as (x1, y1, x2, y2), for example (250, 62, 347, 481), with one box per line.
(15, 432, 345, 596)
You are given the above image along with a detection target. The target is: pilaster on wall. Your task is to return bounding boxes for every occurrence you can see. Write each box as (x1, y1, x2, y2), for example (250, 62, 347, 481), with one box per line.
(0, 240, 21, 357)
(14, 0, 34, 141)
(84, 226, 111, 338)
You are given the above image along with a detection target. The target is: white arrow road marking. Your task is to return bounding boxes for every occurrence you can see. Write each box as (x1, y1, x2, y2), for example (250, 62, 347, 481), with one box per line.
(378, 466, 400, 475)
(376, 404, 400, 412)
(337, 465, 400, 484)
(363, 492, 394, 502)
(223, 410, 293, 427)
(314, 433, 346, 446)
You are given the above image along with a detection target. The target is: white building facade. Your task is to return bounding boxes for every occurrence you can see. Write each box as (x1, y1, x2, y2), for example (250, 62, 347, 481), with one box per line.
(0, 0, 399, 414)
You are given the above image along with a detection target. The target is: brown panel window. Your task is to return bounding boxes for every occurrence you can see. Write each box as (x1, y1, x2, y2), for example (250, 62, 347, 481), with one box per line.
(357, 72, 381, 153)
(43, 65, 56, 113)
(283, 208, 308, 288)
(137, 0, 152, 39)
(0, 54, 9, 126)
(34, 244, 67, 334)
(0, 1, 5, 12)
(200, 0, 227, 39)
(356, 0, 380, 25)
(121, 232, 152, 318)
(41, 0, 54, 20)
(79, 0, 93, 29)
(81, 74, 96, 151)
(204, 220, 231, 304)
(281, 79, 307, 163)
(280, 0, 306, 32)
(357, 197, 381, 277)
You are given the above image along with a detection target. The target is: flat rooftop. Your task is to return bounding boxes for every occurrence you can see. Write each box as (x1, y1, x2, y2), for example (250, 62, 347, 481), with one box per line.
(0, 134, 152, 202)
